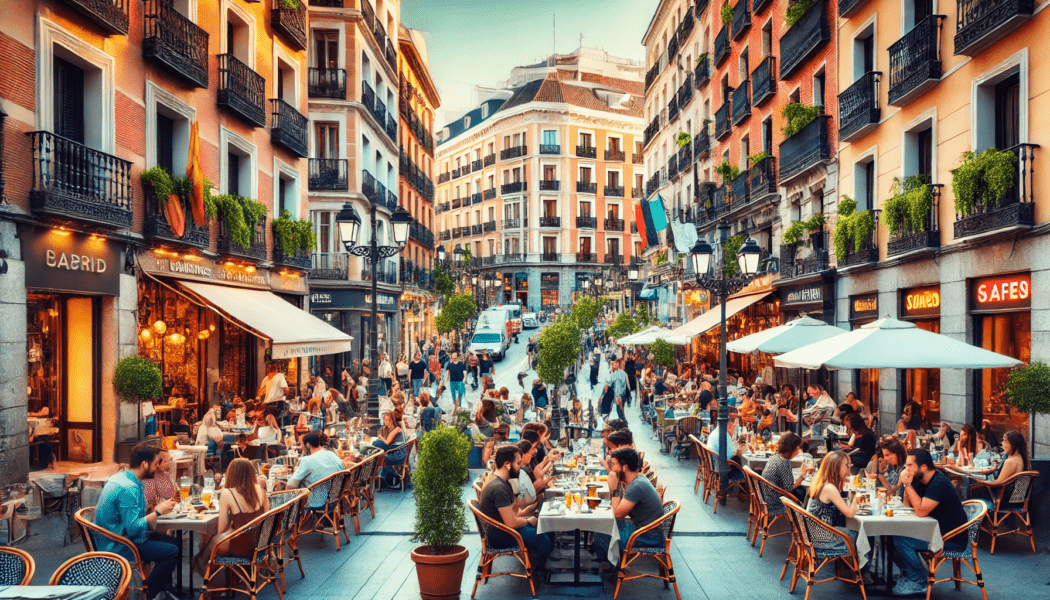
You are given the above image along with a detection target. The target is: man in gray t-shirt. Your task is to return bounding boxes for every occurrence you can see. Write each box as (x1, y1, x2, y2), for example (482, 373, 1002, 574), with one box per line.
(594, 447, 665, 563)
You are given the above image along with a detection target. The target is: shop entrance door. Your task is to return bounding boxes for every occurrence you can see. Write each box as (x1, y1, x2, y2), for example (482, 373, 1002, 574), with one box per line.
(62, 296, 101, 463)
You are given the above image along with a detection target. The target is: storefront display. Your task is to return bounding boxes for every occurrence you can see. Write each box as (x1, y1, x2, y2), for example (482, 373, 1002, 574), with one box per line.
(900, 285, 941, 423)
(309, 288, 396, 375)
(541, 273, 559, 307)
(849, 292, 880, 419)
(971, 273, 1031, 440)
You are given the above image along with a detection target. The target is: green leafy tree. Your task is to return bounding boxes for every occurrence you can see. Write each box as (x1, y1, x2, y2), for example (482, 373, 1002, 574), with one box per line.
(607, 311, 640, 339)
(411, 423, 472, 551)
(433, 263, 456, 297)
(570, 297, 601, 331)
(1005, 361, 1050, 415)
(435, 292, 477, 333)
(114, 356, 162, 403)
(633, 304, 651, 327)
(723, 234, 745, 277)
(648, 339, 676, 370)
(536, 315, 581, 387)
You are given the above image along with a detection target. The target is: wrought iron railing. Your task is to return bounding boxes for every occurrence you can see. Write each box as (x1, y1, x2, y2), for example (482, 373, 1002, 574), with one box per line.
(605, 149, 625, 161)
(218, 53, 266, 127)
(576, 216, 597, 228)
(271, 0, 307, 50)
(749, 155, 777, 200)
(888, 15, 945, 106)
(605, 185, 625, 197)
(270, 98, 308, 158)
(308, 68, 345, 99)
(954, 0, 1033, 55)
(953, 144, 1038, 239)
(62, 0, 128, 35)
(539, 180, 561, 191)
(540, 216, 561, 228)
(500, 145, 526, 160)
(502, 218, 521, 229)
(778, 115, 830, 183)
(733, 0, 751, 40)
(888, 184, 941, 256)
(576, 252, 597, 263)
(732, 82, 751, 124)
(576, 145, 597, 158)
(143, 185, 208, 248)
(311, 252, 349, 281)
(501, 181, 527, 194)
(483, 220, 496, 233)
(839, 0, 871, 17)
(483, 188, 496, 200)
(695, 56, 711, 87)
(309, 159, 348, 191)
(142, 0, 208, 88)
(577, 182, 597, 194)
(839, 71, 882, 141)
(604, 218, 625, 232)
(779, 1, 830, 79)
(715, 25, 731, 66)
(540, 144, 561, 155)
(693, 130, 712, 159)
(715, 102, 732, 139)
(752, 57, 776, 106)
(218, 215, 267, 260)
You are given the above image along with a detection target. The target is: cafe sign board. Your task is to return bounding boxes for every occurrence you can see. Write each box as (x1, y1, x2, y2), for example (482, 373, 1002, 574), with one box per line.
(971, 273, 1031, 313)
(137, 250, 272, 290)
(849, 293, 879, 322)
(22, 228, 123, 295)
(900, 285, 941, 319)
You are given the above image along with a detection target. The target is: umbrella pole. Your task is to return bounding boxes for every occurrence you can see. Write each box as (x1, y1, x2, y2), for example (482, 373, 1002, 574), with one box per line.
(797, 368, 804, 436)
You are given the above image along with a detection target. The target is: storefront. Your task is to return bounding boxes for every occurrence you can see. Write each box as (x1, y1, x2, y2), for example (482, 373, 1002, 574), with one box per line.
(309, 288, 396, 374)
(970, 273, 1031, 440)
(849, 292, 880, 418)
(22, 227, 126, 466)
(541, 272, 559, 307)
(778, 279, 835, 325)
(899, 285, 941, 423)
(514, 272, 528, 306)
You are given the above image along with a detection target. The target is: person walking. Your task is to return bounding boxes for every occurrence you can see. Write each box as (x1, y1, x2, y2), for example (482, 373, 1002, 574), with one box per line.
(467, 351, 480, 390)
(443, 352, 468, 414)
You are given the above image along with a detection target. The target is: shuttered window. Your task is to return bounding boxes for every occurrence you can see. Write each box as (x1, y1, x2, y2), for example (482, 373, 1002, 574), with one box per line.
(54, 56, 85, 144)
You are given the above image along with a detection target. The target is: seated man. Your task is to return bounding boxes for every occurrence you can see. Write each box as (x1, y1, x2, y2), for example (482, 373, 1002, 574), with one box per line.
(287, 433, 344, 506)
(708, 410, 745, 485)
(892, 449, 969, 596)
(479, 444, 554, 570)
(594, 448, 665, 568)
(95, 444, 179, 600)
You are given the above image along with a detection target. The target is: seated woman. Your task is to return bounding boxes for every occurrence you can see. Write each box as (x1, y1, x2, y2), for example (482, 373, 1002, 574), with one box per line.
(806, 450, 861, 554)
(256, 414, 283, 445)
(371, 409, 407, 486)
(952, 424, 983, 467)
(194, 458, 270, 576)
(972, 430, 1031, 511)
(475, 399, 498, 438)
(838, 413, 877, 470)
(761, 431, 808, 506)
(297, 397, 325, 437)
(896, 401, 923, 449)
(196, 410, 224, 459)
(865, 436, 907, 497)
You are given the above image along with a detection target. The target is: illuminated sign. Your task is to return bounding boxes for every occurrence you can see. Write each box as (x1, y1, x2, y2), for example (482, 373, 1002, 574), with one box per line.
(972, 273, 1031, 312)
(901, 286, 940, 318)
(849, 293, 879, 321)
(22, 228, 123, 295)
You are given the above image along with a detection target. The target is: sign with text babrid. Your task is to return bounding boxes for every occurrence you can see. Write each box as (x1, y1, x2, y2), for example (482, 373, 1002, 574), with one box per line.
(21, 228, 123, 295)
(971, 273, 1031, 313)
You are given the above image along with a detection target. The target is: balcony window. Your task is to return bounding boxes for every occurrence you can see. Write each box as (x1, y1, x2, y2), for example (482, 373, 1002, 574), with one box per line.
(887, 15, 945, 106)
(142, 0, 208, 88)
(954, 0, 1034, 56)
(779, 1, 830, 79)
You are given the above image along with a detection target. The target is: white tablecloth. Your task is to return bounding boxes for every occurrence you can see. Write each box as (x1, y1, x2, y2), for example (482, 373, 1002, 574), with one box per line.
(847, 511, 942, 568)
(0, 586, 109, 599)
(537, 500, 620, 564)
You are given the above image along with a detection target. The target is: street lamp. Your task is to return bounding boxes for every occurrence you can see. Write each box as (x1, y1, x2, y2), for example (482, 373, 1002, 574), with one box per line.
(690, 222, 761, 494)
(436, 245, 446, 263)
(335, 200, 410, 422)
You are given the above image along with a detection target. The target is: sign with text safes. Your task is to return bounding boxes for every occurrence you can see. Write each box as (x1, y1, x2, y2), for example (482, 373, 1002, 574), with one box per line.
(970, 272, 1031, 313)
(21, 228, 123, 295)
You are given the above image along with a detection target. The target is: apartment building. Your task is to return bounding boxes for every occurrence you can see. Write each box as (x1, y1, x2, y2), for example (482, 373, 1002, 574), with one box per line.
(435, 48, 644, 311)
(835, 0, 1050, 453)
(397, 25, 439, 351)
(0, 0, 334, 480)
(306, 0, 405, 372)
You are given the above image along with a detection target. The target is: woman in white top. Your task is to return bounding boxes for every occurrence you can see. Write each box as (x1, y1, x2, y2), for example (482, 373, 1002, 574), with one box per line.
(196, 409, 224, 458)
(255, 414, 282, 444)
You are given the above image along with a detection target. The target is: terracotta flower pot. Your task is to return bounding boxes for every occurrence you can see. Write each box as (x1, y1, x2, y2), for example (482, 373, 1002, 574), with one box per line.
(411, 545, 469, 600)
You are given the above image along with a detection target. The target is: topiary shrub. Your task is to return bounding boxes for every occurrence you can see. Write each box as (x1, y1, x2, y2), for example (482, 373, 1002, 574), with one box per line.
(114, 357, 162, 404)
(412, 423, 472, 552)
(1004, 361, 1050, 415)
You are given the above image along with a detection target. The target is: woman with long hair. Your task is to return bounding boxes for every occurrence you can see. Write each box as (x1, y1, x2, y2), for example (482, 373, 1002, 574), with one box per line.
(194, 458, 269, 575)
(196, 408, 224, 458)
(953, 424, 980, 467)
(973, 430, 1030, 511)
(806, 451, 861, 553)
(865, 437, 907, 496)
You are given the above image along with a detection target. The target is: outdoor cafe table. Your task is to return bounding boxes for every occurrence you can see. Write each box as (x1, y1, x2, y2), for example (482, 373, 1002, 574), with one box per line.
(944, 464, 994, 499)
(0, 586, 110, 600)
(847, 509, 942, 594)
(155, 509, 220, 594)
(536, 497, 618, 586)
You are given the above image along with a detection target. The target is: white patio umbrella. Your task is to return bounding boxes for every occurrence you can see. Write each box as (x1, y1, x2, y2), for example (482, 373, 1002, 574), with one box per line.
(726, 315, 848, 355)
(617, 325, 671, 345)
(775, 316, 1023, 370)
(651, 331, 692, 345)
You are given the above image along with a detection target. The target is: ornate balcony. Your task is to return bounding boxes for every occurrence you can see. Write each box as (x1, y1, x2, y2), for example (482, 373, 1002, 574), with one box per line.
(483, 188, 496, 200)
(60, 0, 128, 35)
(632, 187, 643, 198)
(540, 252, 559, 262)
(438, 172, 450, 183)
(439, 230, 450, 240)
(715, 25, 731, 66)
(715, 103, 732, 140)
(500, 145, 527, 160)
(668, 32, 681, 62)
(218, 53, 266, 127)
(730, 171, 750, 207)
(604, 254, 623, 265)
(451, 197, 462, 209)
(576, 252, 597, 263)
(779, 237, 830, 281)
(839, 72, 882, 142)
(749, 155, 778, 201)
(695, 56, 711, 88)
(484, 153, 496, 166)
(311, 252, 349, 281)
(576, 145, 597, 159)
(779, 1, 830, 79)
(577, 182, 597, 194)
(540, 144, 561, 155)
(142, 0, 209, 88)
(459, 226, 471, 238)
(839, 214, 879, 269)
(470, 193, 482, 205)
(954, 144, 1037, 240)
(839, 0, 871, 17)
(273, 244, 311, 270)
(668, 96, 680, 123)
(693, 131, 712, 159)
(501, 181, 527, 194)
(576, 216, 597, 228)
(778, 115, 830, 184)
(752, 57, 776, 106)
(271, 1, 307, 50)
(678, 144, 692, 169)
(605, 185, 625, 197)
(955, 0, 1033, 55)
(539, 180, 561, 191)
(732, 0, 751, 40)
(502, 218, 521, 229)
(386, 113, 398, 143)
(732, 83, 752, 125)
(605, 149, 626, 162)
(604, 218, 625, 232)
(888, 15, 945, 106)
(26, 131, 133, 228)
(310, 0, 345, 7)
(218, 215, 267, 261)
(270, 99, 308, 158)
(309, 159, 348, 191)
(142, 185, 208, 248)
(471, 224, 483, 236)
(308, 68, 345, 99)
(888, 185, 942, 257)
(483, 220, 496, 233)
(471, 159, 482, 171)
(668, 157, 680, 180)
(540, 216, 561, 228)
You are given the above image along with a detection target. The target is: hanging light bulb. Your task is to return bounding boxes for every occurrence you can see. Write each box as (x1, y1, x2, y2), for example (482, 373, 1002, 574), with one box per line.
(245, 265, 256, 273)
(209, 324, 216, 332)
(153, 320, 167, 334)
(140, 329, 152, 341)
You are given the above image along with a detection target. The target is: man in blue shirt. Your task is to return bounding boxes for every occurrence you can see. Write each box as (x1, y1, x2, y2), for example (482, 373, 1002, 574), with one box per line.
(288, 433, 345, 507)
(95, 444, 179, 600)
(603, 360, 629, 422)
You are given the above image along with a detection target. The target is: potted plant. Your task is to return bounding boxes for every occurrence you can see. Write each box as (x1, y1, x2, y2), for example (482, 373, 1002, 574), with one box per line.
(272, 209, 317, 258)
(950, 147, 1017, 217)
(715, 160, 741, 187)
(214, 194, 267, 251)
(883, 176, 933, 237)
(676, 132, 691, 148)
(748, 151, 770, 176)
(721, 1, 733, 25)
(114, 356, 163, 439)
(782, 103, 821, 138)
(410, 423, 472, 600)
(807, 212, 826, 243)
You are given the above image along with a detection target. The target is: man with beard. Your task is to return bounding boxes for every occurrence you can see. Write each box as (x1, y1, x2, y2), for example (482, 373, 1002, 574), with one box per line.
(95, 444, 180, 600)
(479, 444, 554, 572)
(594, 448, 665, 570)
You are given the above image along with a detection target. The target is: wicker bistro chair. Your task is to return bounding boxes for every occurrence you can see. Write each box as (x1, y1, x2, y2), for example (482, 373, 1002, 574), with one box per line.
(353, 449, 386, 531)
(654, 411, 676, 454)
(743, 466, 794, 557)
(918, 500, 989, 600)
(613, 500, 682, 600)
(335, 462, 362, 538)
(688, 435, 706, 496)
(699, 444, 746, 514)
(267, 488, 309, 593)
(780, 497, 867, 600)
(383, 435, 417, 492)
(467, 498, 536, 598)
(672, 417, 702, 460)
(49, 551, 132, 600)
(298, 470, 350, 550)
(970, 470, 1039, 554)
(74, 507, 148, 597)
(199, 507, 283, 600)
(0, 545, 35, 585)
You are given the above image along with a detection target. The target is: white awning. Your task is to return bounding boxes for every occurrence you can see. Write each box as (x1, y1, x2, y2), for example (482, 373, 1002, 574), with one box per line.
(670, 291, 771, 338)
(179, 281, 353, 359)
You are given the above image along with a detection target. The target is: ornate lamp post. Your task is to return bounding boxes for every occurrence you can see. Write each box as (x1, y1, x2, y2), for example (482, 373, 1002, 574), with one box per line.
(690, 223, 762, 490)
(336, 201, 411, 420)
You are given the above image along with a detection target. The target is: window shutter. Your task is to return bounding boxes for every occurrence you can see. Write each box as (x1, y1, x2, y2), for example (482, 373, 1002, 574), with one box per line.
(54, 57, 85, 144)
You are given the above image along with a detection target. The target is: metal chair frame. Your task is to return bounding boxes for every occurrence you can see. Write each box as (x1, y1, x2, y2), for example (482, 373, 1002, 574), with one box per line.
(74, 506, 149, 597)
(613, 500, 682, 600)
(297, 470, 350, 550)
(266, 488, 309, 593)
(199, 506, 282, 600)
(781, 496, 867, 600)
(743, 466, 794, 557)
(918, 499, 989, 600)
(467, 498, 536, 598)
(970, 470, 1039, 554)
(0, 545, 35, 585)
(384, 435, 418, 492)
(49, 551, 133, 600)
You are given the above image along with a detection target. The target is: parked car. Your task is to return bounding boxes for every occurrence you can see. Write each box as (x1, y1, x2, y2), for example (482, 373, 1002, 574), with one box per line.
(521, 313, 539, 329)
(467, 326, 510, 361)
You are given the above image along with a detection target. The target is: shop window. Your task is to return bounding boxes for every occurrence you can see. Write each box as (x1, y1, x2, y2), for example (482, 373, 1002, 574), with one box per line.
(906, 320, 941, 423)
(977, 311, 1031, 440)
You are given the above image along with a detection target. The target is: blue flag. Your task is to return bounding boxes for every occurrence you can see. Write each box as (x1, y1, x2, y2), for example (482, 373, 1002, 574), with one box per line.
(649, 195, 668, 231)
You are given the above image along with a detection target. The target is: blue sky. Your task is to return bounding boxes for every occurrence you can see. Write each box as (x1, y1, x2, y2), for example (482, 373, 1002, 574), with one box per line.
(401, 0, 659, 126)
